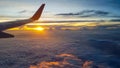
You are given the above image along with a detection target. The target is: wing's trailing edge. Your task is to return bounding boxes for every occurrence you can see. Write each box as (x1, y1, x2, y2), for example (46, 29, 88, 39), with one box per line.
(30, 4, 45, 21)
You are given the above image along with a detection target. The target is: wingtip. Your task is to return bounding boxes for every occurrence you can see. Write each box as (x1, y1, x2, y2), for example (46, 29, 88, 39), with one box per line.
(30, 3, 45, 21)
(42, 3, 45, 6)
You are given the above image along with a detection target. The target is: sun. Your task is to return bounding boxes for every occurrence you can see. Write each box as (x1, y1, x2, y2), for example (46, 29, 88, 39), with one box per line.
(34, 27, 44, 31)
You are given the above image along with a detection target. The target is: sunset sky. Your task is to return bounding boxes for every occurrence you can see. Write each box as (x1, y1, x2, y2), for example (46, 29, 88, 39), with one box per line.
(0, 0, 120, 22)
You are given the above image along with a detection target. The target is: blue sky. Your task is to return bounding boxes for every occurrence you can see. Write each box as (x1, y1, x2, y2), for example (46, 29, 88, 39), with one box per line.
(0, 0, 120, 21)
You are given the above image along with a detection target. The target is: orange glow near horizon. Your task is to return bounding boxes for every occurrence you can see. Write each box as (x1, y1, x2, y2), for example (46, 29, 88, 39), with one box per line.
(33, 27, 44, 31)
(9, 26, 45, 31)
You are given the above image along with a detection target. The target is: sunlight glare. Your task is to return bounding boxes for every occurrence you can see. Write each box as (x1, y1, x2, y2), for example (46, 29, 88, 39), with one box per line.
(34, 27, 44, 31)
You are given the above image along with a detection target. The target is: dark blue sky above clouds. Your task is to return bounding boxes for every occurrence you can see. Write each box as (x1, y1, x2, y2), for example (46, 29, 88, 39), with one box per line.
(0, 0, 120, 20)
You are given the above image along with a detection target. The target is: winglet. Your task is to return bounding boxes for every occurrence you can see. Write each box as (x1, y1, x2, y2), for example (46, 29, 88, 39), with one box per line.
(30, 4, 45, 21)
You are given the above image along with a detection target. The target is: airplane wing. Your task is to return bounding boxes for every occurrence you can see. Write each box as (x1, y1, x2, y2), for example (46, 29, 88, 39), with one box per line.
(0, 3, 45, 38)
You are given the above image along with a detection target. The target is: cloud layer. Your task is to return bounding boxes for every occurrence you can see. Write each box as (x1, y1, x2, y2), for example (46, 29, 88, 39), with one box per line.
(29, 53, 100, 68)
(57, 10, 120, 18)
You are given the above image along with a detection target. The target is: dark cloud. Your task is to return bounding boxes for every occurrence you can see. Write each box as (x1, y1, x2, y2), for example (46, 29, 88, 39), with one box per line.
(79, 10, 110, 17)
(56, 10, 120, 18)
(57, 13, 80, 16)
(110, 19, 120, 22)
(80, 10, 109, 16)
(57, 10, 110, 16)
(18, 10, 27, 13)
(18, 10, 34, 14)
